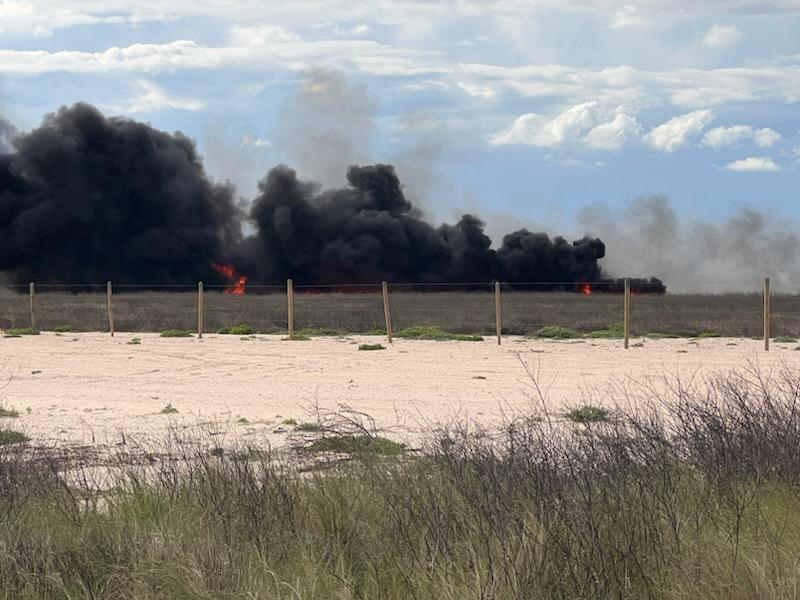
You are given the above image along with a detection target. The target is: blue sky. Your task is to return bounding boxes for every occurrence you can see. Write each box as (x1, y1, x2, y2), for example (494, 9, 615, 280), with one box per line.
(1, 1, 799, 286)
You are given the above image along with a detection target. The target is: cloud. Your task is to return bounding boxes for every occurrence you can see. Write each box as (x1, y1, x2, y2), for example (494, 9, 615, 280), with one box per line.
(229, 25, 300, 46)
(702, 125, 782, 148)
(610, 4, 643, 28)
(456, 60, 800, 109)
(109, 80, 204, 113)
(644, 109, 715, 152)
(240, 134, 271, 147)
(723, 156, 781, 171)
(702, 24, 742, 48)
(585, 112, 642, 150)
(491, 102, 641, 150)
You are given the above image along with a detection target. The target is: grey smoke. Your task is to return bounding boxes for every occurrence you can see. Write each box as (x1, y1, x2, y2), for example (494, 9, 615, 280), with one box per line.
(273, 68, 376, 188)
(0, 117, 16, 153)
(579, 196, 800, 293)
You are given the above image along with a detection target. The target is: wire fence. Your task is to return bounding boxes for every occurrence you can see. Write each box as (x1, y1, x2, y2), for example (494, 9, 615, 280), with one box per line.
(0, 279, 793, 348)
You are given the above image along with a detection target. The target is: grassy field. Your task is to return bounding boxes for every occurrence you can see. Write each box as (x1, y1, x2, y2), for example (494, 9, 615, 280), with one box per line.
(1, 285, 797, 337)
(2, 367, 800, 598)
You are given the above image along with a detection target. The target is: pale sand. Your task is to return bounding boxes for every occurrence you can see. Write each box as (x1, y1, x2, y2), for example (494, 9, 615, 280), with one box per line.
(0, 332, 796, 453)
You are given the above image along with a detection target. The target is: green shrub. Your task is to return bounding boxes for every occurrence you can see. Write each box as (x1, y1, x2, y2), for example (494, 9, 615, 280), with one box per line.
(302, 434, 406, 456)
(646, 332, 681, 339)
(297, 327, 347, 336)
(4, 327, 38, 336)
(282, 334, 311, 341)
(359, 343, 386, 351)
(282, 418, 298, 426)
(395, 326, 482, 341)
(53, 325, 72, 333)
(216, 324, 254, 335)
(585, 323, 625, 339)
(0, 430, 28, 445)
(566, 405, 609, 423)
(533, 326, 582, 339)
(296, 422, 322, 432)
(0, 407, 20, 418)
(774, 336, 797, 343)
(160, 330, 194, 338)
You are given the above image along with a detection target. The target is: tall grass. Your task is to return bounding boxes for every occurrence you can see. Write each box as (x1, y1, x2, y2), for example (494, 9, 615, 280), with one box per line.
(2, 365, 800, 597)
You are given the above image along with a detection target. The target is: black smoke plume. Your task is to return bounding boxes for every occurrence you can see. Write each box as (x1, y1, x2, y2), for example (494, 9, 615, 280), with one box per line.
(0, 104, 242, 285)
(0, 104, 606, 286)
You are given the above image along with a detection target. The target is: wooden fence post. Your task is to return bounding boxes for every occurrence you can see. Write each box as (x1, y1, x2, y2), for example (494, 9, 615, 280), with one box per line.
(106, 281, 114, 336)
(764, 277, 770, 352)
(382, 281, 393, 344)
(287, 279, 294, 339)
(495, 281, 502, 346)
(624, 278, 630, 349)
(29, 282, 36, 332)
(197, 281, 204, 338)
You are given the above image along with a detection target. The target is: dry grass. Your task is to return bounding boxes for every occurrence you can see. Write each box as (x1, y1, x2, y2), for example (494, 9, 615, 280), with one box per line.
(1, 366, 800, 597)
(1, 286, 798, 337)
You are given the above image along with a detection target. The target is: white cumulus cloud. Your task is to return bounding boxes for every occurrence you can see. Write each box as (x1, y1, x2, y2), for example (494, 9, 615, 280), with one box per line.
(585, 113, 642, 150)
(702, 24, 742, 48)
(644, 109, 715, 152)
(491, 101, 641, 150)
(702, 125, 782, 148)
(723, 156, 781, 171)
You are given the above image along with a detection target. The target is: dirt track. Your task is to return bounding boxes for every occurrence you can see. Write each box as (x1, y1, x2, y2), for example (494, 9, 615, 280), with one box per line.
(0, 332, 796, 454)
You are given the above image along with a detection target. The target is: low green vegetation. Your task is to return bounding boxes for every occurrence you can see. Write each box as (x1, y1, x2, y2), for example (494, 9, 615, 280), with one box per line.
(0, 429, 28, 445)
(646, 332, 681, 339)
(301, 434, 406, 456)
(216, 323, 254, 335)
(3, 327, 38, 336)
(52, 325, 72, 333)
(295, 422, 323, 432)
(533, 325, 582, 339)
(282, 418, 298, 426)
(697, 331, 721, 338)
(565, 405, 609, 423)
(160, 403, 179, 414)
(585, 323, 624, 339)
(358, 343, 386, 351)
(282, 334, 311, 341)
(0, 406, 20, 418)
(395, 326, 482, 341)
(774, 336, 797, 343)
(126, 337, 141, 345)
(297, 327, 347, 337)
(159, 329, 193, 338)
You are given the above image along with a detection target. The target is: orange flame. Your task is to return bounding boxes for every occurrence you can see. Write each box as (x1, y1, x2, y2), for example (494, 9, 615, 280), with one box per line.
(580, 284, 592, 295)
(211, 262, 247, 295)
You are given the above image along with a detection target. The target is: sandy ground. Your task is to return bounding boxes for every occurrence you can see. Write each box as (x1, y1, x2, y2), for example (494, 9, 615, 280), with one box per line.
(0, 332, 797, 456)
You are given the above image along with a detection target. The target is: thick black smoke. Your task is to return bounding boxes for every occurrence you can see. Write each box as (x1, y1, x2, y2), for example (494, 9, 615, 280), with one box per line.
(244, 163, 605, 285)
(0, 104, 242, 284)
(0, 104, 606, 286)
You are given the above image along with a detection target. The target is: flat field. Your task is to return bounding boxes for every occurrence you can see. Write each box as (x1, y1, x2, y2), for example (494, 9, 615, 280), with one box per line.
(2, 286, 800, 337)
(0, 331, 795, 455)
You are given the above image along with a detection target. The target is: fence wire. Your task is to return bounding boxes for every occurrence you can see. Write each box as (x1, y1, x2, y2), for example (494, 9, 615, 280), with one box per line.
(0, 281, 796, 340)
